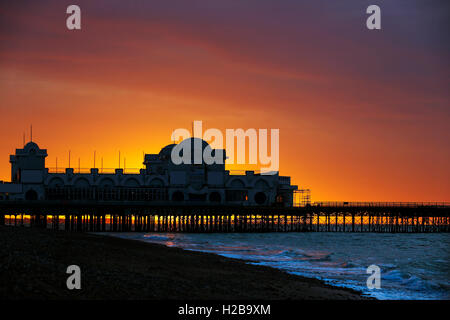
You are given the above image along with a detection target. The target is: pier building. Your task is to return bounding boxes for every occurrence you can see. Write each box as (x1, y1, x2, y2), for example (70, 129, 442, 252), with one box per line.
(0, 138, 298, 207)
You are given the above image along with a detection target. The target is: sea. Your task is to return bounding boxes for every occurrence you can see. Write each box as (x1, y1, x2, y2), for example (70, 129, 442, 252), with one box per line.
(107, 232, 450, 300)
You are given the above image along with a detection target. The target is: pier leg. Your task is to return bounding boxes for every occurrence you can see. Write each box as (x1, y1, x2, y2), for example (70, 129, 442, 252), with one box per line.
(77, 215, 82, 232)
(102, 215, 106, 231)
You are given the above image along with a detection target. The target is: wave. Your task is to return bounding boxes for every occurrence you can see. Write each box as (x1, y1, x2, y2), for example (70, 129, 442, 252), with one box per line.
(126, 232, 450, 300)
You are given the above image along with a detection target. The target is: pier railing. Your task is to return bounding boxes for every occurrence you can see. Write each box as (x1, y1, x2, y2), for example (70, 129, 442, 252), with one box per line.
(306, 202, 449, 208)
(47, 167, 144, 174)
(47, 168, 279, 176)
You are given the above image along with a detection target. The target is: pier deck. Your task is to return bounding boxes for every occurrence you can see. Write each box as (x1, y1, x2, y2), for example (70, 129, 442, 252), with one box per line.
(1, 201, 449, 233)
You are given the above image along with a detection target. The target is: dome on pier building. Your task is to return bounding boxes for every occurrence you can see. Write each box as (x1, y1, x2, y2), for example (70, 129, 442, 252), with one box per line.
(173, 138, 225, 165)
(156, 138, 225, 165)
(23, 141, 41, 154)
(158, 144, 176, 161)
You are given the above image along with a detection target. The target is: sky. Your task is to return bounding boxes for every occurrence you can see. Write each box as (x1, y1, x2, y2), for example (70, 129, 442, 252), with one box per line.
(0, 0, 449, 201)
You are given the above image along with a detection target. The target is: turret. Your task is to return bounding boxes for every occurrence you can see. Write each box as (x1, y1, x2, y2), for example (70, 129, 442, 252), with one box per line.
(10, 141, 47, 183)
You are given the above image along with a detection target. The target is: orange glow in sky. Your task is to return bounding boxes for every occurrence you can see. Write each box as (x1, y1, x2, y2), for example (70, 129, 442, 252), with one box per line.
(0, 1, 448, 201)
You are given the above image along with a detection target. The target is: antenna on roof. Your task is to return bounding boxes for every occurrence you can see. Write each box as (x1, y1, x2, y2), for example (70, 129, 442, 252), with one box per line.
(94, 150, 96, 169)
(23, 133, 25, 147)
(68, 150, 71, 168)
(118, 151, 121, 169)
(30, 124, 33, 142)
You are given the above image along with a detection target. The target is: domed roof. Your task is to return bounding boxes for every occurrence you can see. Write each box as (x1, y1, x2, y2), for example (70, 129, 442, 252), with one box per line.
(23, 141, 40, 152)
(161, 138, 210, 156)
(178, 138, 211, 159)
(179, 137, 210, 150)
(159, 144, 176, 156)
(170, 138, 213, 165)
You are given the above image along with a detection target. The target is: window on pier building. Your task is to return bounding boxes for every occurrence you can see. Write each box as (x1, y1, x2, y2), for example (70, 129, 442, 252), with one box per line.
(276, 194, 284, 203)
(225, 190, 248, 202)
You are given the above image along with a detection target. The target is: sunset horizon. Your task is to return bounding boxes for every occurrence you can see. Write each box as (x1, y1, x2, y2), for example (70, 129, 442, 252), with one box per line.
(1, 0, 449, 308)
(1, 1, 448, 202)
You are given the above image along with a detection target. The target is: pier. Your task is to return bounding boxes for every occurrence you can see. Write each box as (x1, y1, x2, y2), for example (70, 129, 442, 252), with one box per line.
(1, 201, 449, 233)
(3, 141, 448, 233)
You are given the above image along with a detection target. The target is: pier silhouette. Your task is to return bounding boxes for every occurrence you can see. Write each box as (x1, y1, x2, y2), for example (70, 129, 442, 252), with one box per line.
(1, 200, 449, 233)
(0, 140, 448, 233)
